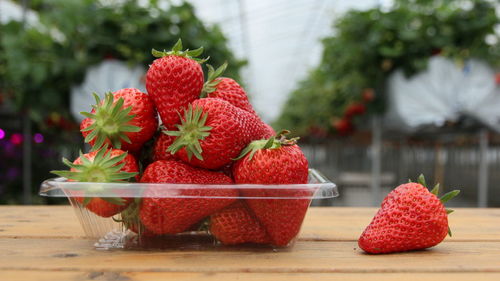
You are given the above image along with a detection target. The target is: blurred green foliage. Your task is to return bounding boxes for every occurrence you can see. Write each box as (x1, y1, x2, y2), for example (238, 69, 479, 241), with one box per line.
(0, 0, 245, 128)
(0, 0, 244, 204)
(275, 0, 500, 137)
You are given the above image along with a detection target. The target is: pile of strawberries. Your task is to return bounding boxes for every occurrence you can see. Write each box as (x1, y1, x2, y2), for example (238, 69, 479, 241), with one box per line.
(53, 40, 311, 247)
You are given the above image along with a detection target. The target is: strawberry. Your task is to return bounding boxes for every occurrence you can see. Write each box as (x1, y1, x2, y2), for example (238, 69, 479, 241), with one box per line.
(201, 63, 256, 115)
(210, 200, 271, 245)
(344, 102, 366, 118)
(146, 39, 206, 129)
(362, 88, 375, 103)
(431, 48, 443, 56)
(139, 160, 237, 235)
(232, 131, 310, 246)
(80, 88, 157, 152)
(332, 118, 353, 136)
(200, 63, 275, 138)
(166, 98, 271, 170)
(358, 175, 460, 254)
(51, 147, 139, 217)
(118, 199, 156, 237)
(262, 123, 276, 138)
(309, 126, 328, 138)
(152, 132, 176, 161)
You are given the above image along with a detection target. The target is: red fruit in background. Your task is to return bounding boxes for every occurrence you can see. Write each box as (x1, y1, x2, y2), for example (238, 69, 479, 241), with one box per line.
(167, 98, 271, 170)
(233, 131, 310, 246)
(152, 132, 176, 161)
(333, 118, 353, 136)
(45, 112, 79, 131)
(58, 116, 79, 131)
(358, 175, 460, 254)
(146, 39, 205, 129)
(201, 63, 257, 115)
(431, 48, 442, 56)
(103, 53, 116, 60)
(210, 201, 271, 245)
(309, 126, 328, 138)
(51, 147, 139, 217)
(139, 160, 237, 235)
(362, 88, 375, 103)
(344, 102, 366, 118)
(80, 88, 157, 152)
(495, 73, 500, 85)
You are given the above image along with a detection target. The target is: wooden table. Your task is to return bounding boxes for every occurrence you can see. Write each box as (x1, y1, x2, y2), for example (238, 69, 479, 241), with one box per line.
(0, 206, 499, 280)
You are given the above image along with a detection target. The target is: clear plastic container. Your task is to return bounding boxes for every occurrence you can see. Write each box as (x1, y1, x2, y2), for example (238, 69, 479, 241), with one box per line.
(40, 169, 337, 250)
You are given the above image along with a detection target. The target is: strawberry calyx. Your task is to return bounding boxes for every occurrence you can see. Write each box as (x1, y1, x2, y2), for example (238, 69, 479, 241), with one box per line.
(114, 198, 149, 234)
(200, 62, 228, 98)
(81, 93, 141, 151)
(51, 146, 138, 206)
(234, 130, 299, 161)
(152, 38, 209, 63)
(414, 174, 460, 236)
(165, 105, 212, 160)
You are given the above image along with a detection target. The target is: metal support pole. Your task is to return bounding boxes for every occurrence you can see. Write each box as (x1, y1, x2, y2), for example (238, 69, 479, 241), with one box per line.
(237, 0, 250, 57)
(237, 0, 254, 85)
(371, 116, 382, 206)
(398, 139, 408, 184)
(22, 115, 32, 204)
(21, 0, 32, 205)
(478, 128, 489, 207)
(21, 0, 28, 25)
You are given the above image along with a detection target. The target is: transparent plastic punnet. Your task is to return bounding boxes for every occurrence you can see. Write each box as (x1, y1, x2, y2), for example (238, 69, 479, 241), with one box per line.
(40, 169, 337, 250)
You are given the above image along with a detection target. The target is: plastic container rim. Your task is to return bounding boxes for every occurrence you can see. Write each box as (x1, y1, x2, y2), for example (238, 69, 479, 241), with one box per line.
(39, 169, 338, 199)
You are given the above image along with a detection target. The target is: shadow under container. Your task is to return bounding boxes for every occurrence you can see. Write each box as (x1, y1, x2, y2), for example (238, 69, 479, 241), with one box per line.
(40, 169, 337, 250)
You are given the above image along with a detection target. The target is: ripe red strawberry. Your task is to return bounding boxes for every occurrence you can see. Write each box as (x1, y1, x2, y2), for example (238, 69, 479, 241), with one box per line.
(166, 98, 271, 170)
(431, 48, 442, 56)
(146, 39, 206, 129)
(139, 160, 237, 235)
(332, 118, 353, 136)
(358, 175, 460, 254)
(210, 200, 271, 245)
(362, 88, 375, 102)
(201, 63, 256, 115)
(232, 131, 310, 246)
(152, 132, 176, 161)
(51, 147, 139, 217)
(80, 88, 157, 152)
(309, 126, 328, 138)
(200, 64, 275, 138)
(344, 102, 366, 118)
(262, 123, 276, 138)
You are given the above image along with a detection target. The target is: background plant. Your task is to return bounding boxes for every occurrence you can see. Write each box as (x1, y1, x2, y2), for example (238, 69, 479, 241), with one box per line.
(0, 0, 244, 204)
(274, 0, 500, 137)
(1, 0, 245, 125)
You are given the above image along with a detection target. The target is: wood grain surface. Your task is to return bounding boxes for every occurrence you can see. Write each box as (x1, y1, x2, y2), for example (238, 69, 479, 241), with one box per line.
(1, 206, 499, 241)
(2, 271, 500, 281)
(0, 206, 498, 280)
